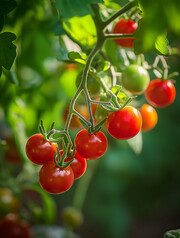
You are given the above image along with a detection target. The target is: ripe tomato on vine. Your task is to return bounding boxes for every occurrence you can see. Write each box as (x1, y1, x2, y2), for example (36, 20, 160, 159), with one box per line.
(145, 79, 176, 108)
(75, 129, 108, 160)
(39, 160, 74, 194)
(113, 19, 138, 48)
(60, 150, 87, 180)
(26, 134, 57, 165)
(106, 106, 142, 140)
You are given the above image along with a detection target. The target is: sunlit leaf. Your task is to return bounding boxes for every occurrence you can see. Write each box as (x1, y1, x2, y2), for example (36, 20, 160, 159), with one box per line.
(63, 15, 97, 47)
(54, 0, 103, 20)
(155, 33, 169, 55)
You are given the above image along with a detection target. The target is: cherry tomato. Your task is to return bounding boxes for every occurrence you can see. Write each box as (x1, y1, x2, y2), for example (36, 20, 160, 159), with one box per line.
(140, 104, 158, 132)
(39, 160, 74, 194)
(113, 19, 138, 48)
(60, 150, 87, 180)
(121, 65, 150, 95)
(106, 106, 142, 140)
(26, 134, 57, 165)
(145, 79, 176, 108)
(0, 189, 20, 218)
(0, 213, 33, 238)
(74, 129, 107, 160)
(76, 73, 101, 96)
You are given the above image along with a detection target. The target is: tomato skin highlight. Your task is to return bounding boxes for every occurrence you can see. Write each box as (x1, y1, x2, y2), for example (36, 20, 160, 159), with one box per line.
(121, 65, 150, 95)
(145, 79, 176, 108)
(140, 104, 158, 132)
(26, 134, 57, 165)
(60, 150, 87, 180)
(39, 160, 74, 194)
(113, 19, 137, 48)
(74, 129, 108, 160)
(106, 106, 142, 140)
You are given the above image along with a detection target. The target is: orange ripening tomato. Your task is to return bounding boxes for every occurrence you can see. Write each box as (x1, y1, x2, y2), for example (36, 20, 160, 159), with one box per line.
(140, 104, 158, 132)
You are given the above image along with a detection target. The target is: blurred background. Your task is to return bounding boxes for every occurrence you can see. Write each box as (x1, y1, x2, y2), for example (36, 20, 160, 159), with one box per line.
(0, 0, 180, 238)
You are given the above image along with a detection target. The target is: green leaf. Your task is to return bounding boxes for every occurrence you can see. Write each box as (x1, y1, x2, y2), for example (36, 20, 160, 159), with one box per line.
(155, 33, 169, 55)
(134, 0, 180, 53)
(3, 68, 18, 85)
(63, 15, 97, 47)
(0, 15, 4, 32)
(96, 60, 110, 72)
(0, 0, 17, 15)
(50, 19, 65, 36)
(0, 32, 16, 70)
(26, 185, 56, 224)
(57, 38, 69, 61)
(68, 51, 87, 64)
(127, 131, 143, 155)
(54, 0, 103, 20)
(164, 229, 180, 238)
(0, 0, 17, 31)
(104, 39, 128, 70)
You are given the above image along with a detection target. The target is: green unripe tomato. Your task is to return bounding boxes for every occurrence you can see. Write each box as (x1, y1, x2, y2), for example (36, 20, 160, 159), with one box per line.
(121, 65, 150, 95)
(61, 207, 83, 228)
(76, 73, 101, 96)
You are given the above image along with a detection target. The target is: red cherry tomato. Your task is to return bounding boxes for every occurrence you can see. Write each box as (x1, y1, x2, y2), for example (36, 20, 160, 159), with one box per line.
(74, 129, 107, 160)
(26, 134, 57, 165)
(60, 150, 87, 180)
(0, 213, 33, 238)
(106, 106, 142, 140)
(113, 19, 137, 48)
(39, 160, 74, 194)
(145, 79, 176, 108)
(140, 104, 158, 132)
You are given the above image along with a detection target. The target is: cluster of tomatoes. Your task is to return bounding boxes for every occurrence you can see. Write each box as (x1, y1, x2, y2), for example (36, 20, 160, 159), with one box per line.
(25, 18, 176, 195)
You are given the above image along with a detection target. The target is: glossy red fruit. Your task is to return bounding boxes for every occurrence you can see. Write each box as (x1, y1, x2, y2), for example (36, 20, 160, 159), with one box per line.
(26, 134, 57, 165)
(0, 213, 33, 238)
(60, 150, 87, 180)
(113, 19, 138, 48)
(39, 160, 74, 194)
(145, 79, 176, 108)
(74, 129, 107, 160)
(106, 106, 142, 140)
